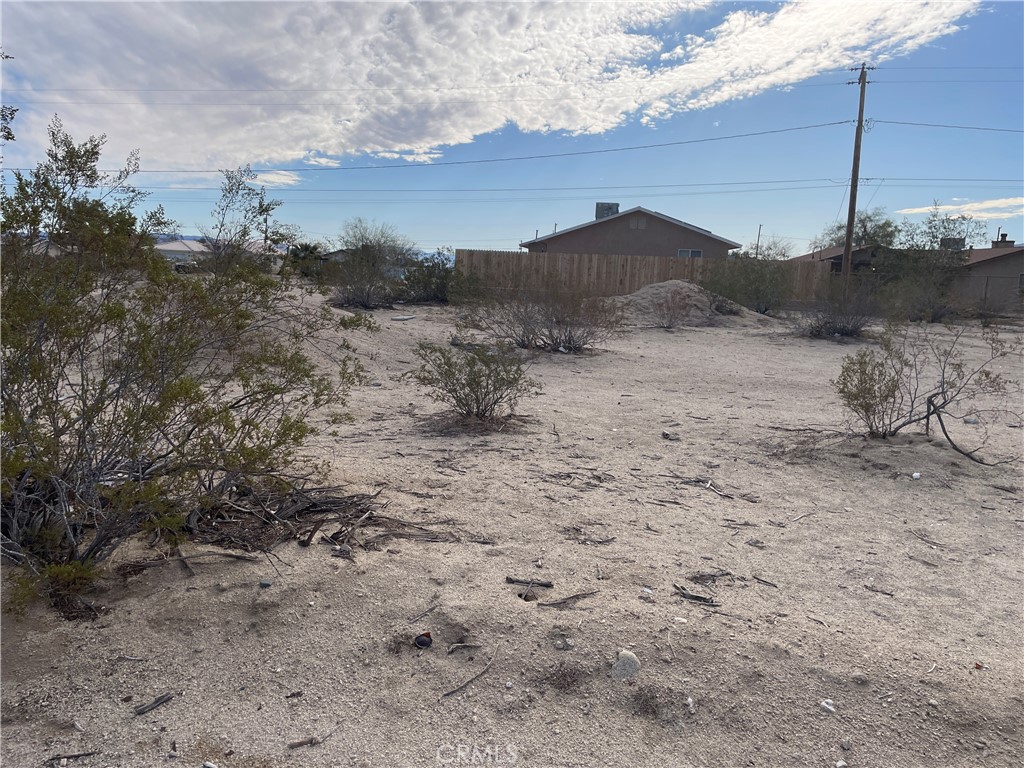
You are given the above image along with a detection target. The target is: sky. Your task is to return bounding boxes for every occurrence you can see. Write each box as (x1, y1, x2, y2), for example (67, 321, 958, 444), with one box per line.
(2, 0, 1022, 256)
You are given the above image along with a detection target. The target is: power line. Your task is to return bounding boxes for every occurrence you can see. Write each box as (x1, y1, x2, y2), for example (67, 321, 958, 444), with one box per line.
(872, 119, 1023, 133)
(4, 120, 854, 174)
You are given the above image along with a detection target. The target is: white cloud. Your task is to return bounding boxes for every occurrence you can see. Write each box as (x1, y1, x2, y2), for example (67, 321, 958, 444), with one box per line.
(252, 170, 302, 187)
(1, 0, 979, 177)
(897, 198, 1024, 221)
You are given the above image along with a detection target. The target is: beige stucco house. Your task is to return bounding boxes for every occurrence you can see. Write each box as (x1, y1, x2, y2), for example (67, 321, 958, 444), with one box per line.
(519, 204, 740, 259)
(955, 236, 1024, 312)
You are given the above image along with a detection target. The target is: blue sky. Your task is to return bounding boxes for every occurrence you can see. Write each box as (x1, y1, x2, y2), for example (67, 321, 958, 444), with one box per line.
(2, 1, 1022, 255)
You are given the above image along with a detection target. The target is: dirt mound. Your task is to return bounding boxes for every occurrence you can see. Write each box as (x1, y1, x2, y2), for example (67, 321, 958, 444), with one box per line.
(609, 279, 779, 328)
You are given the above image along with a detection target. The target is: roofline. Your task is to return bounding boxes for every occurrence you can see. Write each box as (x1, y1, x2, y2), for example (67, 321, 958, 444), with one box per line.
(519, 206, 741, 249)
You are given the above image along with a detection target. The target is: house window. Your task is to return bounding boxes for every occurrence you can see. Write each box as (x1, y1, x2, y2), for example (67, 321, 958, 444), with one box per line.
(629, 215, 647, 230)
(677, 249, 703, 258)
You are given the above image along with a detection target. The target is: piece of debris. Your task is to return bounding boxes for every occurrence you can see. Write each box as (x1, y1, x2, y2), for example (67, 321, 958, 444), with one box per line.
(258, 580, 272, 589)
(841, 739, 852, 751)
(864, 584, 895, 597)
(672, 583, 721, 607)
(538, 591, 599, 610)
(287, 726, 339, 749)
(611, 650, 641, 681)
(820, 699, 836, 714)
(505, 576, 554, 589)
(745, 538, 767, 549)
(440, 646, 499, 700)
(331, 543, 353, 560)
(43, 753, 100, 766)
(661, 431, 681, 441)
(414, 632, 433, 649)
(133, 692, 175, 716)
(391, 315, 416, 321)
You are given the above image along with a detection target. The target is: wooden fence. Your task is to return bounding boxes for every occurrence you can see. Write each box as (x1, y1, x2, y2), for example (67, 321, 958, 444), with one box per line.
(455, 249, 831, 301)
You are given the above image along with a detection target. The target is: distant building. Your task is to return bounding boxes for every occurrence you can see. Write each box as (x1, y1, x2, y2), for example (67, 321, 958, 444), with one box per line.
(519, 204, 740, 260)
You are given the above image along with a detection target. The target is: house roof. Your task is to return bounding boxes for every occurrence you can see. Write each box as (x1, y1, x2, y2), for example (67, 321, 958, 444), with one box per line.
(964, 245, 1024, 266)
(519, 206, 741, 249)
(789, 244, 879, 263)
(155, 239, 211, 255)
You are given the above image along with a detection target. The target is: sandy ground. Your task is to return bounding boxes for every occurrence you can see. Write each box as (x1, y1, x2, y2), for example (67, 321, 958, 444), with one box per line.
(3, 288, 1023, 768)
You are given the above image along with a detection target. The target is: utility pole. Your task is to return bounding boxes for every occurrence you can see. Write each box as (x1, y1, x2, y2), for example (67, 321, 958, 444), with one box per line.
(842, 63, 872, 279)
(754, 224, 763, 258)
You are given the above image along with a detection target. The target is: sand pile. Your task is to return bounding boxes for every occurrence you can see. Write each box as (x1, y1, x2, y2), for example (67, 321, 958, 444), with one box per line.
(609, 279, 779, 328)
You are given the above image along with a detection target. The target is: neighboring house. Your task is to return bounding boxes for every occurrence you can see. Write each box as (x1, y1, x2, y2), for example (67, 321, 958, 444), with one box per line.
(788, 244, 880, 273)
(955, 235, 1024, 311)
(154, 238, 211, 264)
(519, 203, 740, 259)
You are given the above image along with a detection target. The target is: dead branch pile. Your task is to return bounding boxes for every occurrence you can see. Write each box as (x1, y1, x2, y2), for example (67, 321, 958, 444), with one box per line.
(187, 485, 463, 554)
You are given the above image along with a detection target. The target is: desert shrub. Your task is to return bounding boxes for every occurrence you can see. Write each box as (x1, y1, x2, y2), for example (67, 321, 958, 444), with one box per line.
(403, 247, 456, 303)
(413, 342, 539, 420)
(464, 279, 623, 353)
(332, 218, 416, 309)
(1, 118, 367, 580)
(804, 276, 879, 338)
(650, 285, 691, 328)
(874, 247, 966, 323)
(834, 323, 1020, 460)
(700, 256, 792, 315)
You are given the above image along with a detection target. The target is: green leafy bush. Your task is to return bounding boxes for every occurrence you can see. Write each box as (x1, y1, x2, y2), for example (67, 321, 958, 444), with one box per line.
(413, 342, 539, 420)
(403, 247, 456, 303)
(1, 118, 367, 579)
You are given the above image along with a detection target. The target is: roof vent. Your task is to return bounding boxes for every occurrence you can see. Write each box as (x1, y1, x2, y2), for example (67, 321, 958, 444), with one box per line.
(595, 202, 619, 220)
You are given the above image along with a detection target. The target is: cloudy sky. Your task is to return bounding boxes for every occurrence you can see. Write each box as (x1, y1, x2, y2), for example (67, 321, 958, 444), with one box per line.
(2, 0, 1022, 252)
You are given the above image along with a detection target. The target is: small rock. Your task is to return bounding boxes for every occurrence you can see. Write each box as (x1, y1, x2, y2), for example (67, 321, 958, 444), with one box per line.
(851, 672, 869, 685)
(167, 751, 178, 759)
(505, 681, 513, 689)
(258, 580, 272, 589)
(686, 696, 696, 715)
(974, 740, 987, 750)
(836, 761, 848, 768)
(391, 315, 416, 321)
(611, 650, 641, 681)
(964, 416, 980, 425)
(928, 698, 939, 707)
(820, 698, 836, 714)
(661, 430, 681, 441)
(911, 472, 921, 480)
(840, 739, 852, 751)
(203, 763, 219, 768)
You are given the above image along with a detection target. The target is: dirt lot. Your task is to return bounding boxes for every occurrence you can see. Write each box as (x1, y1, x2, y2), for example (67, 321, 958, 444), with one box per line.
(3, 292, 1022, 768)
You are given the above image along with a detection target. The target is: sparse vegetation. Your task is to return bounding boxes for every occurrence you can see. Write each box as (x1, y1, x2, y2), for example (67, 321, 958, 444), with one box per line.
(413, 342, 539, 420)
(699, 252, 793, 315)
(834, 323, 1020, 461)
(1, 118, 368, 591)
(332, 218, 416, 309)
(403, 247, 457, 303)
(464, 279, 623, 353)
(650, 284, 691, 328)
(804, 276, 879, 338)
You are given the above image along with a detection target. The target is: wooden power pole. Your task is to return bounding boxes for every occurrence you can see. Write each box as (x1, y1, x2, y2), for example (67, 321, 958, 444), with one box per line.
(841, 63, 872, 279)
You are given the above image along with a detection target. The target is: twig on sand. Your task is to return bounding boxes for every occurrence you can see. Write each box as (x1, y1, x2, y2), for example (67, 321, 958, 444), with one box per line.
(864, 583, 895, 597)
(790, 512, 815, 523)
(440, 646, 499, 700)
(408, 604, 440, 623)
(672, 583, 721, 607)
(287, 725, 339, 749)
(133, 692, 174, 716)
(505, 576, 554, 589)
(44, 752, 99, 765)
(752, 575, 778, 588)
(537, 591, 598, 609)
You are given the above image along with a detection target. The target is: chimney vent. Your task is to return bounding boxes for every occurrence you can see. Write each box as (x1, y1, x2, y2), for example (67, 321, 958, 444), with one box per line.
(595, 202, 619, 220)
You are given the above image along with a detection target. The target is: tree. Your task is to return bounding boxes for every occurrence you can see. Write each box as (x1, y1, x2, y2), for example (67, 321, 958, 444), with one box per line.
(198, 165, 296, 274)
(1, 50, 16, 145)
(1, 118, 366, 588)
(810, 208, 900, 251)
(332, 218, 417, 308)
(896, 201, 988, 250)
